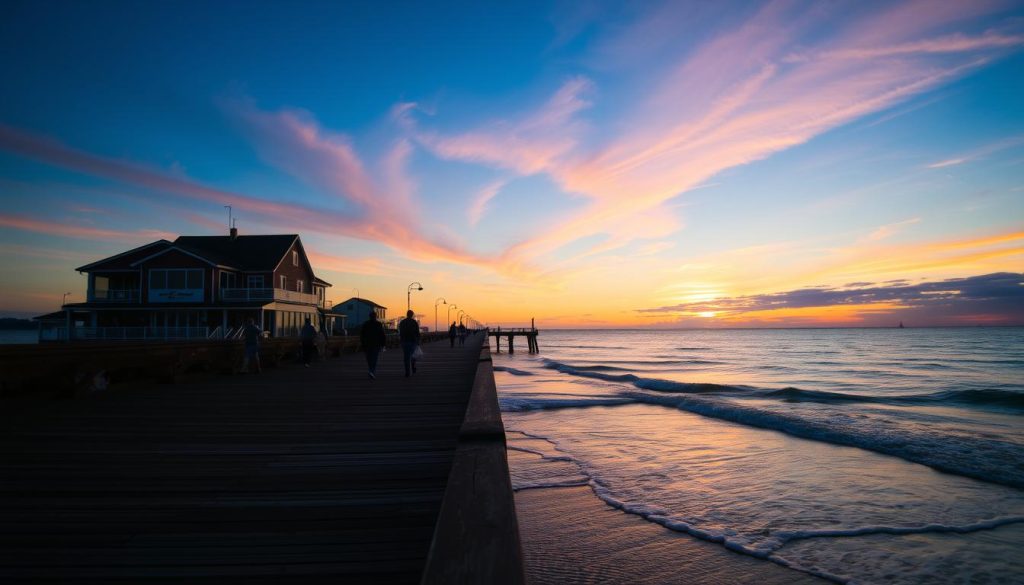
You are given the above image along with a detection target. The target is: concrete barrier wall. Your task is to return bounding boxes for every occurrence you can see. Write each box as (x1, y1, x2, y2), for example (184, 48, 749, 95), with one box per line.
(421, 345, 526, 585)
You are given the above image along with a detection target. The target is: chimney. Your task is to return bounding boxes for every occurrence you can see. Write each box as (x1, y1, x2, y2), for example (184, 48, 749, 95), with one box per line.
(230, 227, 238, 240)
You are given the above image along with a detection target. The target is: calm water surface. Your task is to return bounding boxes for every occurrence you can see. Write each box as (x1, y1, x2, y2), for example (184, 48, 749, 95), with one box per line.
(495, 328, 1024, 584)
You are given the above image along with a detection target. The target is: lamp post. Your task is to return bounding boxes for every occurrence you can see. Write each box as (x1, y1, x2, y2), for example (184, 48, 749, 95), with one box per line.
(458, 309, 465, 326)
(407, 282, 423, 312)
(447, 304, 458, 329)
(62, 292, 71, 306)
(434, 297, 446, 333)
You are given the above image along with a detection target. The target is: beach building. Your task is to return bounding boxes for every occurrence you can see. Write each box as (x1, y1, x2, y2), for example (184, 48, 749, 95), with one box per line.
(39, 228, 336, 341)
(331, 297, 387, 333)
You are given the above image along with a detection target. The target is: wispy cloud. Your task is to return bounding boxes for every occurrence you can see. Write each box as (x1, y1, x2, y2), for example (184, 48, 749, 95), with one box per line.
(413, 2, 1022, 264)
(863, 217, 922, 242)
(0, 121, 500, 271)
(0, 213, 175, 243)
(926, 134, 1024, 168)
(467, 179, 508, 226)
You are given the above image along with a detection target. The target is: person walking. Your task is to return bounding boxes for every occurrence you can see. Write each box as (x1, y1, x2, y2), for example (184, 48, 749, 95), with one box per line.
(399, 309, 421, 377)
(449, 321, 457, 348)
(300, 317, 317, 367)
(360, 312, 386, 380)
(241, 318, 262, 374)
(458, 322, 467, 346)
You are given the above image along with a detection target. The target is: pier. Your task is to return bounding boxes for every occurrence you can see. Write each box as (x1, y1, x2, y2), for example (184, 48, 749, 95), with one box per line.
(0, 334, 524, 583)
(488, 327, 540, 354)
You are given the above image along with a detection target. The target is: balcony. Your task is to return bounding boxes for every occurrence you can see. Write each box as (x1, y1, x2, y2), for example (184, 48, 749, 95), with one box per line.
(89, 289, 140, 303)
(221, 288, 321, 306)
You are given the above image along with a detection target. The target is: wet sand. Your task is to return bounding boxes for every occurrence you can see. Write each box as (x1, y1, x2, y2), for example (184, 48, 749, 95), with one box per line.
(514, 483, 828, 584)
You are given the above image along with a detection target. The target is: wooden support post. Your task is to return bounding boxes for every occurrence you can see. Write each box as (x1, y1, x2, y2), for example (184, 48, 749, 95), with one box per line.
(508, 335, 514, 354)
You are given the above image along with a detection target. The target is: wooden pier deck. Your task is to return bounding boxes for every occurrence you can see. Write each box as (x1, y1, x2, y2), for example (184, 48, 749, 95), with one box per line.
(487, 328, 540, 354)
(0, 333, 523, 583)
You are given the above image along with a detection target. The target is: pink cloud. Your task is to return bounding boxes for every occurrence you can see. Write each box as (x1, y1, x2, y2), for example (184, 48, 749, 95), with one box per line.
(0, 213, 175, 243)
(414, 2, 1022, 263)
(0, 122, 498, 270)
(467, 179, 507, 226)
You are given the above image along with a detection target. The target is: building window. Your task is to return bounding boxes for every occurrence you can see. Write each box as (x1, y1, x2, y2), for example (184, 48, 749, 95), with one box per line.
(296, 279, 304, 293)
(149, 268, 203, 290)
(280, 275, 287, 289)
(247, 275, 264, 289)
(292, 251, 298, 266)
(219, 272, 236, 289)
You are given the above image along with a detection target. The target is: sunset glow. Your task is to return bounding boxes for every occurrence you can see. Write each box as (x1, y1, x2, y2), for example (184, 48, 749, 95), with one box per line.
(1, 2, 1022, 327)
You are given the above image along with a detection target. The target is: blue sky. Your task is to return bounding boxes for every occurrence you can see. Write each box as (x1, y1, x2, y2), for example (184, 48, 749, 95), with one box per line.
(1, 1, 1022, 326)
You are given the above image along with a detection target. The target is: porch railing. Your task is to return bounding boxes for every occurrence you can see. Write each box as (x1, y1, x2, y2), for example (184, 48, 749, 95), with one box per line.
(221, 287, 321, 306)
(41, 327, 212, 341)
(89, 289, 140, 303)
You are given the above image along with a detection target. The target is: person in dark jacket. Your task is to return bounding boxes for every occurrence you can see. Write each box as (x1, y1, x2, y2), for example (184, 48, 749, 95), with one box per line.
(360, 312, 387, 380)
(449, 321, 457, 348)
(300, 317, 317, 367)
(241, 317, 262, 374)
(398, 309, 421, 377)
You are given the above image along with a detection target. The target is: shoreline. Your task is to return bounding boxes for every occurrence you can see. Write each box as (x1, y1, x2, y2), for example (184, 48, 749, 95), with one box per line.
(513, 481, 828, 584)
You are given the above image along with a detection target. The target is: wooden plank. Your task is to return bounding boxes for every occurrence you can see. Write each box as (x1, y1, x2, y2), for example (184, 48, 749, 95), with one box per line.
(421, 345, 526, 584)
(0, 333, 491, 582)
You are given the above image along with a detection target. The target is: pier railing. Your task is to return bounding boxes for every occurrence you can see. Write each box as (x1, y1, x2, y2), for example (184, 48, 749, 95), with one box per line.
(421, 344, 526, 584)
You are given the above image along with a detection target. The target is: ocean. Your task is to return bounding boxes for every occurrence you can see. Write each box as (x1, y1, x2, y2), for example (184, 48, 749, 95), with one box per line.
(0, 330, 37, 344)
(494, 328, 1024, 584)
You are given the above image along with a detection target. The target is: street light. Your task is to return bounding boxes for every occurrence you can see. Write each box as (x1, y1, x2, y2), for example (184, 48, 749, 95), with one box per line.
(447, 304, 458, 328)
(434, 297, 446, 333)
(458, 309, 465, 325)
(62, 292, 72, 306)
(407, 282, 423, 312)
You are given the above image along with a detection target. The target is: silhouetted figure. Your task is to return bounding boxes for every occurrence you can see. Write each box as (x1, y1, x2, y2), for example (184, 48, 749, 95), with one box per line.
(360, 312, 386, 380)
(399, 309, 421, 377)
(449, 321, 457, 348)
(241, 318, 262, 374)
(300, 317, 317, 367)
(458, 323, 467, 346)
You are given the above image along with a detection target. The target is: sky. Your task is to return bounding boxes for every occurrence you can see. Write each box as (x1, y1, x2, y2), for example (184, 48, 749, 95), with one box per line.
(0, 0, 1022, 328)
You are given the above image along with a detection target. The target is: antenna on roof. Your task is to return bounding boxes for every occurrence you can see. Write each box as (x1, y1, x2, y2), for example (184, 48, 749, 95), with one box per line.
(224, 205, 232, 232)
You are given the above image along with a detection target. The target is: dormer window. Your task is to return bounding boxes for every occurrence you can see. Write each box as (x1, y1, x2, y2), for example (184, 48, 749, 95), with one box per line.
(292, 251, 298, 266)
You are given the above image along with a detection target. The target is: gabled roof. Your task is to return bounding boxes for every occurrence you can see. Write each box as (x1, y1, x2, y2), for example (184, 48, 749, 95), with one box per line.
(334, 297, 387, 310)
(75, 234, 332, 286)
(75, 240, 173, 272)
(173, 235, 299, 271)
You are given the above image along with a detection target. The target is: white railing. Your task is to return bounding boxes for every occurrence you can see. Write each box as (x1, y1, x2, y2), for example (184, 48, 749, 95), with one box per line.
(42, 327, 212, 341)
(221, 287, 274, 301)
(90, 289, 140, 303)
(221, 287, 321, 306)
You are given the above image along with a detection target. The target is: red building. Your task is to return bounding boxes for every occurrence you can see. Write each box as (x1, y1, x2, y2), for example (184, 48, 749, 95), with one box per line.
(43, 229, 336, 341)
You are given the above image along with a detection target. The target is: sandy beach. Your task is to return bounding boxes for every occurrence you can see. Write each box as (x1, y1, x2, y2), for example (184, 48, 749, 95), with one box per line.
(513, 469, 827, 584)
